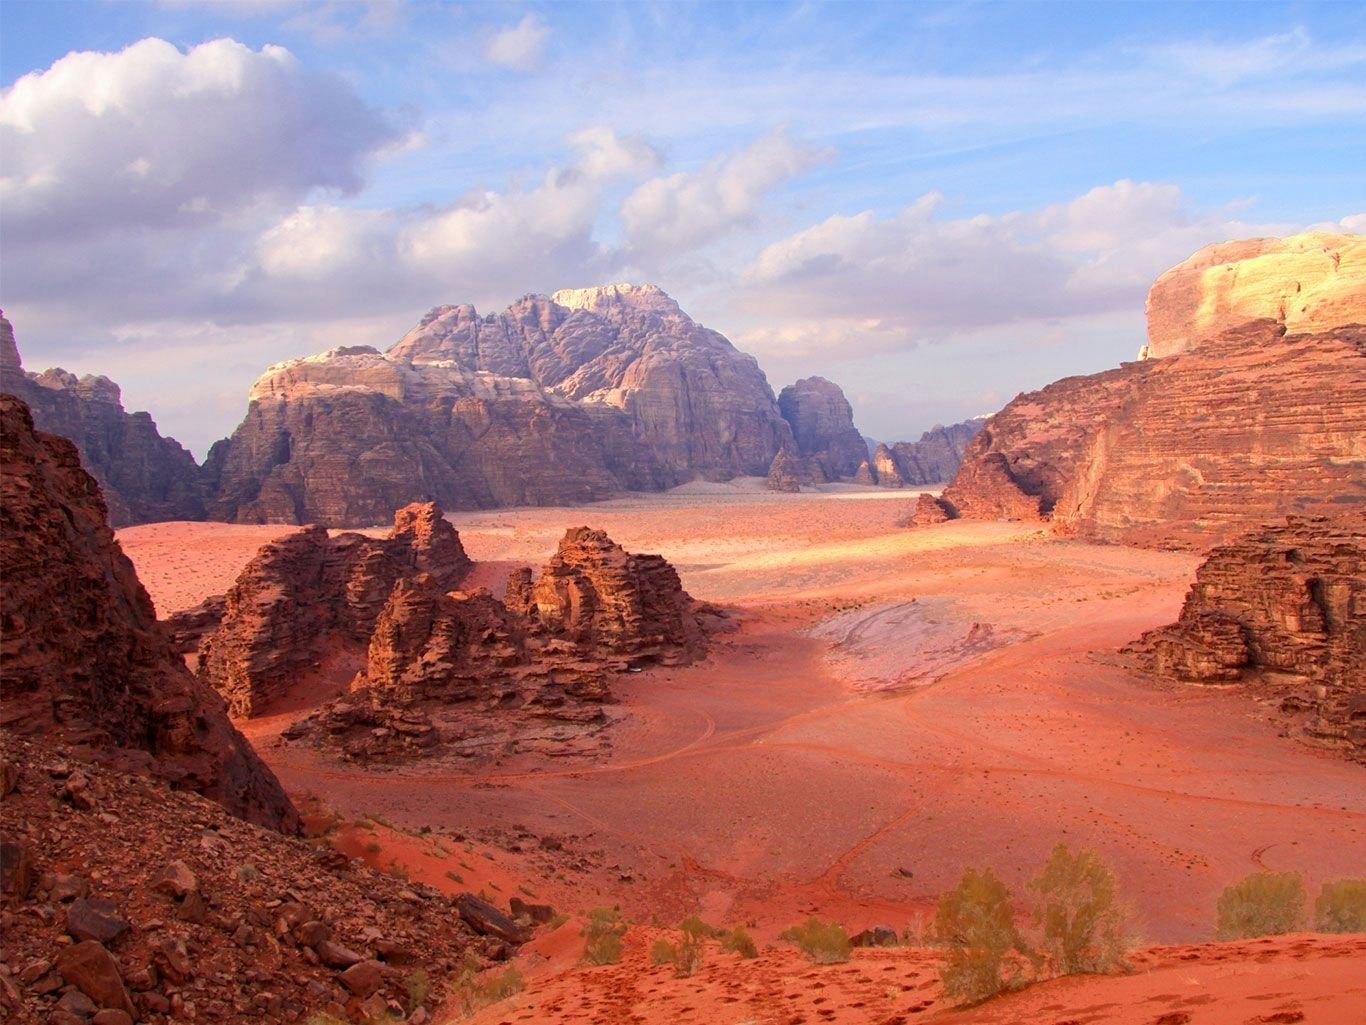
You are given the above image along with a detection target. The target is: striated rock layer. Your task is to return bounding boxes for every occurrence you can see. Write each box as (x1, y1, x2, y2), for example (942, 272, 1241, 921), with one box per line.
(1143, 231, 1364, 360)
(206, 285, 794, 526)
(1128, 514, 1365, 758)
(776, 376, 867, 481)
(0, 395, 297, 831)
(0, 311, 204, 526)
(882, 419, 986, 487)
(944, 320, 1366, 548)
(195, 502, 471, 716)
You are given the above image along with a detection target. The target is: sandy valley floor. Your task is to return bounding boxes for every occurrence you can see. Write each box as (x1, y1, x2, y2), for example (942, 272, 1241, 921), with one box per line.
(119, 484, 1366, 1020)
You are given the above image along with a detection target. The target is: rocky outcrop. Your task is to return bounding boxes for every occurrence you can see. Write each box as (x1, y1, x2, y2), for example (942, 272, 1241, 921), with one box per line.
(853, 460, 877, 485)
(195, 502, 471, 716)
(883, 419, 986, 487)
(0, 395, 296, 831)
(905, 492, 955, 527)
(777, 377, 867, 481)
(1128, 514, 1364, 757)
(765, 448, 815, 493)
(1142, 231, 1365, 360)
(0, 312, 204, 526)
(206, 285, 794, 526)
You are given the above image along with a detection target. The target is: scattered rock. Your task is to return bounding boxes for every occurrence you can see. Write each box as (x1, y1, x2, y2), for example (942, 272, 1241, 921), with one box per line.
(55, 941, 135, 1018)
(65, 898, 130, 945)
(338, 959, 385, 998)
(454, 893, 529, 944)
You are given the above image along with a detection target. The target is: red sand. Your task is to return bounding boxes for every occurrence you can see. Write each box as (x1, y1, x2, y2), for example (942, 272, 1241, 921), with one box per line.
(118, 488, 1366, 1020)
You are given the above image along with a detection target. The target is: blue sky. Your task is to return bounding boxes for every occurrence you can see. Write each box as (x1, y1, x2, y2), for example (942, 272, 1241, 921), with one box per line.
(2, 0, 1363, 455)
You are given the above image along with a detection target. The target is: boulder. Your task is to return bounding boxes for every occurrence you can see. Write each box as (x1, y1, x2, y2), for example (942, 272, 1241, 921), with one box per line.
(66, 898, 131, 945)
(56, 941, 136, 1018)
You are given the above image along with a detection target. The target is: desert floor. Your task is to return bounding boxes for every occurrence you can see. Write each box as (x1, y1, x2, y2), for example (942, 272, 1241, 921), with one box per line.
(119, 484, 1366, 1021)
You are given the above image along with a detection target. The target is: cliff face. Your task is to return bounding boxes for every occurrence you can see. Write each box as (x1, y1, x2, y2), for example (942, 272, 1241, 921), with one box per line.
(207, 285, 793, 526)
(0, 394, 297, 831)
(0, 312, 204, 526)
(1128, 514, 1364, 758)
(885, 419, 986, 486)
(776, 377, 867, 481)
(1143, 231, 1364, 360)
(941, 232, 1366, 549)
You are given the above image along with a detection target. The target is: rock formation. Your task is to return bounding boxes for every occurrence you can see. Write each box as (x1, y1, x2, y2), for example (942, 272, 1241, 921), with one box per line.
(195, 502, 472, 716)
(0, 395, 296, 831)
(0, 312, 204, 526)
(1142, 231, 1365, 360)
(1127, 514, 1364, 758)
(904, 492, 955, 527)
(205, 285, 794, 526)
(776, 377, 867, 481)
(765, 448, 815, 492)
(943, 233, 1366, 548)
(882, 419, 986, 487)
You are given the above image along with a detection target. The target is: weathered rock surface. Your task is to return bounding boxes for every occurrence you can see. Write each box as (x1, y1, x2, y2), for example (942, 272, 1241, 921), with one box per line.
(1143, 231, 1365, 360)
(1127, 514, 1365, 758)
(944, 319, 1365, 547)
(206, 285, 793, 526)
(765, 448, 815, 492)
(882, 419, 986, 487)
(776, 376, 867, 481)
(904, 492, 955, 527)
(0, 312, 204, 526)
(195, 502, 471, 716)
(0, 732, 491, 1024)
(0, 395, 297, 832)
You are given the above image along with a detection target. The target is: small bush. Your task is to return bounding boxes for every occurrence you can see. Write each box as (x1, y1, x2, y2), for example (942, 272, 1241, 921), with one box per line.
(779, 917, 851, 964)
(1029, 843, 1130, 975)
(931, 867, 1025, 1004)
(581, 906, 628, 965)
(447, 952, 524, 1016)
(235, 863, 261, 883)
(365, 841, 382, 855)
(651, 938, 678, 965)
(402, 967, 430, 1012)
(1216, 871, 1306, 939)
(679, 915, 723, 939)
(722, 926, 759, 959)
(1314, 878, 1366, 933)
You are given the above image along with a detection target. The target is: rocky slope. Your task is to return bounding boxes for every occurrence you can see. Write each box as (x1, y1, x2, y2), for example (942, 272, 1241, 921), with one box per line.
(1142, 230, 1365, 360)
(882, 419, 986, 486)
(0, 313, 204, 526)
(194, 503, 472, 717)
(206, 285, 793, 526)
(775, 377, 867, 481)
(0, 395, 295, 832)
(0, 733, 503, 1025)
(1127, 513, 1364, 759)
(942, 232, 1366, 548)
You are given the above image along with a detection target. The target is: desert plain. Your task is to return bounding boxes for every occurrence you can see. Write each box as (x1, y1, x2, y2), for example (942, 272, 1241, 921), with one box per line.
(116, 482, 1366, 1024)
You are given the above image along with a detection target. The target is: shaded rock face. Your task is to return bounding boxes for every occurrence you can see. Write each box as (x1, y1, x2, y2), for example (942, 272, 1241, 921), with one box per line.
(207, 285, 793, 526)
(195, 502, 471, 716)
(904, 492, 955, 527)
(0, 395, 297, 831)
(507, 526, 701, 661)
(777, 376, 867, 481)
(765, 448, 815, 493)
(1143, 231, 1364, 360)
(944, 320, 1366, 547)
(1128, 514, 1365, 758)
(0, 312, 204, 526)
(882, 419, 986, 487)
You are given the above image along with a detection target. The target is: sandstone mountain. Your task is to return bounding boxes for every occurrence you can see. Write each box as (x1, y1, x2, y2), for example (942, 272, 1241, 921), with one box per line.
(204, 285, 793, 526)
(1142, 231, 1364, 360)
(1127, 513, 1364, 760)
(0, 395, 296, 832)
(942, 232, 1366, 549)
(873, 419, 985, 487)
(776, 377, 867, 481)
(0, 312, 204, 526)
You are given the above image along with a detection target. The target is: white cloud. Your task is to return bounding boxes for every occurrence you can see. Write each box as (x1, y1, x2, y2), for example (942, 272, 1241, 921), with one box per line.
(485, 14, 550, 72)
(622, 130, 830, 254)
(566, 126, 661, 181)
(0, 37, 397, 242)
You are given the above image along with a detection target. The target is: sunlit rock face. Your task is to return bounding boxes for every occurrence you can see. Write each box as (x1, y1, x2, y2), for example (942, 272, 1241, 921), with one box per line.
(206, 285, 794, 526)
(1141, 231, 1365, 360)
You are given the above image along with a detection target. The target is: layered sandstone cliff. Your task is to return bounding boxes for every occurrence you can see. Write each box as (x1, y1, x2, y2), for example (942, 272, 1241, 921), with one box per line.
(0, 312, 204, 526)
(195, 502, 471, 716)
(942, 232, 1366, 549)
(883, 419, 986, 486)
(206, 285, 793, 526)
(1142, 231, 1364, 360)
(776, 377, 867, 481)
(1128, 514, 1364, 757)
(0, 395, 297, 831)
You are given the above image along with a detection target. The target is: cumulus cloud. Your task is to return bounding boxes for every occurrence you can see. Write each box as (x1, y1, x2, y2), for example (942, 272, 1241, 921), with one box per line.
(739, 180, 1280, 351)
(566, 126, 661, 181)
(0, 38, 398, 243)
(485, 14, 550, 71)
(622, 130, 831, 255)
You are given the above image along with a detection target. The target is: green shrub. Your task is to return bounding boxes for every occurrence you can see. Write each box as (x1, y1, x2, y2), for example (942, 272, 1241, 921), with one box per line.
(1314, 878, 1366, 933)
(722, 926, 759, 959)
(447, 952, 524, 1017)
(581, 906, 628, 965)
(651, 938, 678, 965)
(1216, 871, 1306, 939)
(679, 915, 723, 939)
(779, 917, 851, 964)
(931, 867, 1025, 1004)
(1029, 843, 1130, 975)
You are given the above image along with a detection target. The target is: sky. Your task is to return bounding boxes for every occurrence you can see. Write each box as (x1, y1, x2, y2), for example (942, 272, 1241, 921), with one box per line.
(1, 1, 1363, 457)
